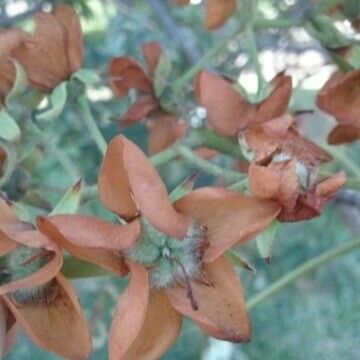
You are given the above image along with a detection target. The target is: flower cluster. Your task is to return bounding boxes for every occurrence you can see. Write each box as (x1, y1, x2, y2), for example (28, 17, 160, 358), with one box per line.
(0, 2, 358, 359)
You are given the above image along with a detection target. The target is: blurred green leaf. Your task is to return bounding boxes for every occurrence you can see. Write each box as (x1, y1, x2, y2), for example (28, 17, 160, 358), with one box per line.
(0, 110, 20, 142)
(256, 220, 280, 262)
(35, 82, 67, 122)
(5, 61, 27, 108)
(154, 53, 172, 98)
(50, 179, 83, 215)
(72, 68, 101, 85)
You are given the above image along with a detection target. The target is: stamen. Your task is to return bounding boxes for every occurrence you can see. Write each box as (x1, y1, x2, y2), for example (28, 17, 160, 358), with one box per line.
(20, 249, 48, 266)
(167, 256, 199, 311)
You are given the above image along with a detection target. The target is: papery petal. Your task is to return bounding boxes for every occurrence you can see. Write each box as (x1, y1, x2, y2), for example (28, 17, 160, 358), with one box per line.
(39, 214, 140, 250)
(174, 187, 280, 262)
(147, 113, 187, 154)
(316, 69, 360, 124)
(98, 135, 189, 237)
(3, 274, 92, 360)
(249, 148, 299, 212)
(166, 256, 250, 342)
(109, 262, 149, 360)
(0, 29, 30, 99)
(254, 73, 292, 125)
(119, 95, 158, 126)
(315, 171, 346, 197)
(261, 114, 294, 138)
(0, 301, 19, 357)
(205, 0, 237, 30)
(0, 231, 62, 296)
(12, 12, 69, 91)
(142, 42, 162, 77)
(328, 124, 360, 144)
(108, 57, 152, 97)
(53, 4, 83, 71)
(114, 290, 182, 360)
(37, 216, 129, 276)
(195, 70, 252, 136)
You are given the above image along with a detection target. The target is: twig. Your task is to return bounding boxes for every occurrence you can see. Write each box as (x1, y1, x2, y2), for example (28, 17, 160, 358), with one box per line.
(246, 238, 360, 310)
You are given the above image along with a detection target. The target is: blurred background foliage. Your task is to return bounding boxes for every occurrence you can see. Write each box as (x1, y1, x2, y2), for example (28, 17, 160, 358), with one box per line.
(1, 0, 359, 359)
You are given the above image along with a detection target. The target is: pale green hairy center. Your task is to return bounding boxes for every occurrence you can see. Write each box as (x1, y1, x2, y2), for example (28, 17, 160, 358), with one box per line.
(127, 218, 205, 289)
(0, 245, 57, 304)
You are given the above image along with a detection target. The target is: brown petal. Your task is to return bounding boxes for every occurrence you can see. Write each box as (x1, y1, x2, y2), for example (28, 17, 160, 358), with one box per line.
(328, 124, 360, 144)
(166, 256, 250, 342)
(174, 187, 280, 262)
(119, 95, 159, 126)
(0, 29, 30, 99)
(254, 73, 292, 125)
(195, 70, 253, 136)
(98, 135, 189, 237)
(3, 274, 92, 360)
(315, 171, 346, 197)
(249, 149, 299, 212)
(142, 42, 162, 77)
(205, 0, 237, 30)
(37, 216, 129, 276)
(113, 290, 182, 360)
(0, 231, 62, 296)
(53, 4, 83, 72)
(0, 302, 19, 357)
(147, 113, 187, 155)
(316, 70, 360, 124)
(12, 12, 70, 91)
(108, 57, 152, 98)
(109, 262, 149, 360)
(40, 214, 140, 250)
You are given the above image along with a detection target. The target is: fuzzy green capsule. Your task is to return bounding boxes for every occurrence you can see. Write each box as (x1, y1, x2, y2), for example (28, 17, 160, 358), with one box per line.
(127, 218, 206, 289)
(0, 245, 58, 305)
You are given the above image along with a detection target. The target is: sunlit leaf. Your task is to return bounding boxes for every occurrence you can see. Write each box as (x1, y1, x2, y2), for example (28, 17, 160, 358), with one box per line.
(50, 179, 83, 215)
(35, 82, 67, 121)
(169, 172, 198, 202)
(256, 220, 280, 263)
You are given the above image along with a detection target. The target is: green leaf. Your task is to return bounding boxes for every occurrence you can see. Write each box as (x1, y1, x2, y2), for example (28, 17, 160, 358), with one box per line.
(50, 179, 83, 216)
(5, 60, 27, 107)
(169, 172, 197, 202)
(256, 220, 280, 263)
(35, 82, 67, 122)
(19, 146, 43, 174)
(0, 140, 17, 188)
(225, 250, 256, 272)
(71, 68, 100, 85)
(153, 53, 172, 98)
(0, 110, 20, 142)
(9, 201, 31, 222)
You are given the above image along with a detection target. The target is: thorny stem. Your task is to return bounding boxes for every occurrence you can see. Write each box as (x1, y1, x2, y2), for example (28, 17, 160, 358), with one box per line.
(27, 121, 80, 181)
(77, 96, 107, 156)
(246, 238, 360, 310)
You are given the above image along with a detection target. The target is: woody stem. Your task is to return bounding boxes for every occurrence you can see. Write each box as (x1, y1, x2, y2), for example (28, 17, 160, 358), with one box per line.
(246, 238, 360, 311)
(77, 96, 107, 156)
